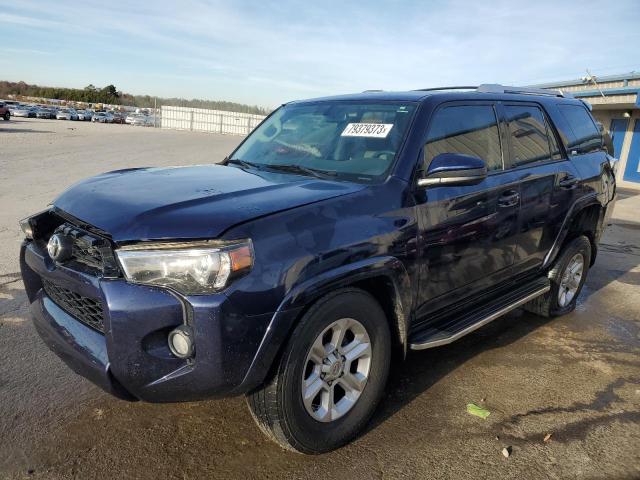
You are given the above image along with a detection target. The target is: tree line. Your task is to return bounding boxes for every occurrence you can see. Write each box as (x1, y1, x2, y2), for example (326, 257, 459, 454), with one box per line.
(0, 80, 270, 115)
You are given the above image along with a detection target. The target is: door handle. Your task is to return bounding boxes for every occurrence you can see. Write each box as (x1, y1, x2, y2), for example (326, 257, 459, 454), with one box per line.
(498, 190, 520, 208)
(559, 175, 578, 189)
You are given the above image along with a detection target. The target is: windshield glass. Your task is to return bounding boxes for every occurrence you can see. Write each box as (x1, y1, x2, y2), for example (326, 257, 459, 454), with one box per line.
(231, 102, 417, 182)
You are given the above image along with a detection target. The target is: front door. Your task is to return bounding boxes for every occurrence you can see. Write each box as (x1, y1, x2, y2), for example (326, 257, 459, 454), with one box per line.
(610, 118, 629, 159)
(414, 103, 520, 316)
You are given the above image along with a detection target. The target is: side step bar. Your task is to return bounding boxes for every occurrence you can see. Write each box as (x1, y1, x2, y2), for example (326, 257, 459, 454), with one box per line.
(409, 277, 550, 350)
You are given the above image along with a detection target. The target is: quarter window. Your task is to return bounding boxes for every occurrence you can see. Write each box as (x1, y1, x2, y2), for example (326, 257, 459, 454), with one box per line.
(547, 118, 563, 161)
(504, 105, 552, 167)
(558, 104, 602, 154)
(424, 105, 503, 172)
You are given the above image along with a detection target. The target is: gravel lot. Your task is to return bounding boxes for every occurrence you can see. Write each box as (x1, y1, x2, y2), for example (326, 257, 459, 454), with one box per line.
(0, 117, 240, 276)
(1, 117, 639, 479)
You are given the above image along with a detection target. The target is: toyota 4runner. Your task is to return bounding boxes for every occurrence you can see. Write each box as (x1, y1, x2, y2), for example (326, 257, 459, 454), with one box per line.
(20, 85, 616, 453)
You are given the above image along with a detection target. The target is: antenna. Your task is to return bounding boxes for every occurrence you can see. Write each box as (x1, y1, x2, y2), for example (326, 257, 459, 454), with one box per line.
(585, 69, 606, 98)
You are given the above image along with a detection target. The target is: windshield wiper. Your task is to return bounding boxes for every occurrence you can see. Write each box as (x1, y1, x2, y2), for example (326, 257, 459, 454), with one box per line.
(263, 164, 337, 179)
(226, 158, 264, 170)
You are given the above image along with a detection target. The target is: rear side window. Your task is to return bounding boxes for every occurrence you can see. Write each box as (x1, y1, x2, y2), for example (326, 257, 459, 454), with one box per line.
(424, 105, 503, 171)
(558, 104, 602, 154)
(504, 105, 552, 167)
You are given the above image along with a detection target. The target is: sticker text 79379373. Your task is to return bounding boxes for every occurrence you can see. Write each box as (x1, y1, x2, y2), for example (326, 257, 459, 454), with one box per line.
(341, 123, 394, 138)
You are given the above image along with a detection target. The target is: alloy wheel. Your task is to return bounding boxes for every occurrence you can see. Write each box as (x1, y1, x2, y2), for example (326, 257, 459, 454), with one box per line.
(301, 317, 372, 422)
(558, 253, 584, 307)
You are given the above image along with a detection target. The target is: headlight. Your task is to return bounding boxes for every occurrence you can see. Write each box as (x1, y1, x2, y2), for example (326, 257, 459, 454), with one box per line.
(19, 208, 53, 240)
(19, 217, 34, 239)
(115, 240, 253, 295)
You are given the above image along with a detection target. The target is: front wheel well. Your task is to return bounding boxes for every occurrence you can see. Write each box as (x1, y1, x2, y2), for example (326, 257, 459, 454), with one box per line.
(258, 275, 408, 389)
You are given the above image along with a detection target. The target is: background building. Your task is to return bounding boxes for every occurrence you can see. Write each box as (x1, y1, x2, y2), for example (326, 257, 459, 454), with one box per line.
(534, 72, 640, 190)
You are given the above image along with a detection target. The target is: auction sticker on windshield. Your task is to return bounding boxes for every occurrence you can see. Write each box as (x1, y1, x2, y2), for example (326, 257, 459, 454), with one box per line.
(341, 123, 394, 138)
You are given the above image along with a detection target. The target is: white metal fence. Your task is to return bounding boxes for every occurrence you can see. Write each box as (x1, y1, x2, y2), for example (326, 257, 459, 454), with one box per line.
(160, 106, 266, 135)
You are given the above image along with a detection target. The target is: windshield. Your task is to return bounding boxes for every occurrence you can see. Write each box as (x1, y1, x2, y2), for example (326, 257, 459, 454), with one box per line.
(231, 101, 417, 182)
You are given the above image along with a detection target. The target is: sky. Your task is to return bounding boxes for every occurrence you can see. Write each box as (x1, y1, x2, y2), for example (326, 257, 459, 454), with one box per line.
(1, 0, 639, 108)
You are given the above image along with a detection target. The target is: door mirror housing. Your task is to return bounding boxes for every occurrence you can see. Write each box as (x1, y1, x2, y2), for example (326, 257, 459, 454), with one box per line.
(417, 153, 487, 187)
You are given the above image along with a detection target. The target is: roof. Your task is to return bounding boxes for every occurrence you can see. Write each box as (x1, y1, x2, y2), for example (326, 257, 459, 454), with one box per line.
(287, 84, 582, 106)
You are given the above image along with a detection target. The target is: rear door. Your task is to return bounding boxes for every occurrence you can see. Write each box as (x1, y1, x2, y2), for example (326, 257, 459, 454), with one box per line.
(414, 102, 521, 315)
(502, 102, 580, 271)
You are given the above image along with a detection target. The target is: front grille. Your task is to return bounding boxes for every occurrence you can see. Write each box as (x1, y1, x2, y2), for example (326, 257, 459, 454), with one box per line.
(42, 280, 105, 333)
(48, 222, 120, 277)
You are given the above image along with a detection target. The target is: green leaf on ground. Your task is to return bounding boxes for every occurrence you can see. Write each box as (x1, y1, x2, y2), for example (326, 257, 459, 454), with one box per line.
(467, 403, 491, 419)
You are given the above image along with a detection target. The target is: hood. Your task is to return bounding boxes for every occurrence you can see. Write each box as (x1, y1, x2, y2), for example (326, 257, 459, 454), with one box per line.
(53, 165, 365, 243)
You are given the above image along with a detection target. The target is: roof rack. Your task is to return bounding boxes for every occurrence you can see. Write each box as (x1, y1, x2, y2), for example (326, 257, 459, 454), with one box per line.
(477, 84, 571, 98)
(413, 84, 573, 98)
(414, 86, 478, 92)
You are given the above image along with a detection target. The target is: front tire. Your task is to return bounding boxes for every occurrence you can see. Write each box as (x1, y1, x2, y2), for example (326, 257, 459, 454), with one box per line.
(247, 288, 391, 453)
(3, 112, 9, 121)
(525, 235, 591, 317)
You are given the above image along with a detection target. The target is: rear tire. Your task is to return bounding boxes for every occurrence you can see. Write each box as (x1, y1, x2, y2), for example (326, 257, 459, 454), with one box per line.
(524, 235, 591, 317)
(247, 288, 391, 454)
(3, 112, 9, 121)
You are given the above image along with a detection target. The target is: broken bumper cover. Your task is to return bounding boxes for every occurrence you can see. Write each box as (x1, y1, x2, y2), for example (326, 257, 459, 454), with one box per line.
(21, 242, 279, 402)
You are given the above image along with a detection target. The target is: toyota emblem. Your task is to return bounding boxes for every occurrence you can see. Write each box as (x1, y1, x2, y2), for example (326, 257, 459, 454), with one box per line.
(47, 234, 72, 262)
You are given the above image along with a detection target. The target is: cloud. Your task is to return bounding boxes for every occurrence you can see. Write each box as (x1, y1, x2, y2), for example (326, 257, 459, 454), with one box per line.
(0, 47, 52, 56)
(1, 0, 639, 106)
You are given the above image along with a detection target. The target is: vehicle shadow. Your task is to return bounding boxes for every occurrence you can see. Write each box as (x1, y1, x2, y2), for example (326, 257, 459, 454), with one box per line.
(0, 128, 54, 133)
(365, 308, 556, 435)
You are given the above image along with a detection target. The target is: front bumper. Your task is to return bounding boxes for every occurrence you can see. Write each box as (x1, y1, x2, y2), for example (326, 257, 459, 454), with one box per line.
(21, 241, 280, 402)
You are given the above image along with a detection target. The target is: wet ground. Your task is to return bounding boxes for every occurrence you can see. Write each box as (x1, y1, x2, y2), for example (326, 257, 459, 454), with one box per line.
(1, 120, 639, 479)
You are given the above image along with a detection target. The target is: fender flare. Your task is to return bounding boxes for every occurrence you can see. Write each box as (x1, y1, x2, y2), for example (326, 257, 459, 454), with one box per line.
(234, 256, 412, 394)
(542, 192, 601, 269)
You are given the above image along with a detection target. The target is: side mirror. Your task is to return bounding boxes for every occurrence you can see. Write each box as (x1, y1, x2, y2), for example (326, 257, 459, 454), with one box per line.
(417, 153, 487, 187)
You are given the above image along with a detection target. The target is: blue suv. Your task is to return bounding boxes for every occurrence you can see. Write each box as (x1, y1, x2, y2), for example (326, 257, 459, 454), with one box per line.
(20, 85, 616, 453)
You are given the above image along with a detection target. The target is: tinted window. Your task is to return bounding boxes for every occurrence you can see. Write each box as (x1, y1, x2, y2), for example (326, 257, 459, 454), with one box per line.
(233, 102, 417, 182)
(505, 105, 551, 167)
(558, 104, 602, 154)
(424, 105, 502, 171)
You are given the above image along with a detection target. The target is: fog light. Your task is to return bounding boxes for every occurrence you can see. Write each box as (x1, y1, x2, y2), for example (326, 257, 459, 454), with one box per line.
(168, 325, 194, 358)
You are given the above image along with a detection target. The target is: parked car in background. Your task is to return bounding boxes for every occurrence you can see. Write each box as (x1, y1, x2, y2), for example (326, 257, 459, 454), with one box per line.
(77, 110, 93, 121)
(91, 112, 113, 123)
(56, 108, 79, 120)
(110, 112, 126, 124)
(0, 102, 10, 121)
(13, 106, 37, 118)
(36, 108, 55, 119)
(127, 113, 152, 126)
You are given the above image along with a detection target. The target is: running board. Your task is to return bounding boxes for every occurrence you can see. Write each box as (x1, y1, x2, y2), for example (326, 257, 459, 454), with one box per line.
(409, 277, 550, 350)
